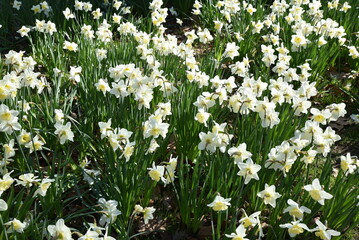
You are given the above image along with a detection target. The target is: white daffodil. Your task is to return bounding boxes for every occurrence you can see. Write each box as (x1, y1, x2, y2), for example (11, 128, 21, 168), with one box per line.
(228, 143, 252, 163)
(225, 224, 249, 240)
(207, 194, 231, 212)
(312, 219, 340, 240)
(279, 220, 310, 238)
(98, 198, 121, 226)
(303, 178, 332, 205)
(47, 219, 73, 240)
(257, 184, 282, 208)
(5, 218, 27, 233)
(143, 206, 156, 224)
(283, 199, 311, 220)
(237, 158, 261, 184)
(238, 210, 261, 228)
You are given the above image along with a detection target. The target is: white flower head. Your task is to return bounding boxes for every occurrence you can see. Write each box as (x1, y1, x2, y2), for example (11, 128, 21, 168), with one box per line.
(238, 210, 261, 228)
(279, 220, 310, 238)
(225, 224, 248, 240)
(283, 199, 311, 220)
(313, 219, 340, 240)
(143, 206, 156, 224)
(237, 158, 261, 184)
(98, 198, 121, 226)
(257, 184, 282, 208)
(207, 194, 231, 211)
(303, 178, 332, 205)
(5, 218, 27, 233)
(47, 219, 72, 240)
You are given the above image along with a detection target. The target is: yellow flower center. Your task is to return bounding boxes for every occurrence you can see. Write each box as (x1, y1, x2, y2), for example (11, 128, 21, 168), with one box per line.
(289, 208, 302, 219)
(149, 170, 161, 182)
(288, 225, 304, 236)
(149, 127, 161, 136)
(34, 142, 43, 151)
(242, 218, 252, 228)
(341, 161, 349, 172)
(264, 192, 272, 201)
(313, 115, 325, 123)
(233, 237, 244, 240)
(13, 221, 22, 230)
(309, 189, 321, 201)
(1, 112, 12, 121)
(212, 202, 228, 211)
(0, 180, 13, 191)
(315, 230, 327, 240)
(20, 134, 31, 144)
(56, 232, 66, 240)
(41, 182, 52, 192)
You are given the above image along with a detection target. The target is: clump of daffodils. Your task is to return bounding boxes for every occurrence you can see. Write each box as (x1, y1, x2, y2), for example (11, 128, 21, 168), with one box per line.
(98, 119, 135, 161)
(148, 155, 177, 186)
